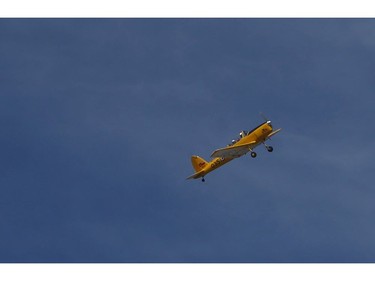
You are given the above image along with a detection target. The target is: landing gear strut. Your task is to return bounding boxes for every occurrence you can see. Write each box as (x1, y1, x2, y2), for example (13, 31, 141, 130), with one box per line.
(263, 142, 273, 152)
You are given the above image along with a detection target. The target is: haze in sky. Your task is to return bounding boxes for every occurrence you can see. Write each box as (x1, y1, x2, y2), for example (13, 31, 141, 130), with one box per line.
(1, 19, 374, 262)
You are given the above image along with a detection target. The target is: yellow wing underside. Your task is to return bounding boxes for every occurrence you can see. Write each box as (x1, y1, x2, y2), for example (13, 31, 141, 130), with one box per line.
(210, 141, 257, 158)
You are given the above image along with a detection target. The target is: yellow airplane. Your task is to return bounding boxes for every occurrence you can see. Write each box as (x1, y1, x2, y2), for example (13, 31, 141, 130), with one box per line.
(187, 117, 281, 182)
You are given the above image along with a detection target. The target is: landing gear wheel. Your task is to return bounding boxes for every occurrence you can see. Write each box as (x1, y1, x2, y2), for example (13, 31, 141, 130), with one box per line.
(267, 146, 273, 152)
(202, 178, 205, 182)
(250, 151, 257, 158)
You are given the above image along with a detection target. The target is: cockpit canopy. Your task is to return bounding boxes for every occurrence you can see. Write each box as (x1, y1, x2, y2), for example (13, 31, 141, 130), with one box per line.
(228, 130, 247, 146)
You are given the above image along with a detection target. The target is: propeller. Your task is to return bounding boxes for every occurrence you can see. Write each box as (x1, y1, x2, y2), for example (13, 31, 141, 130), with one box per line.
(260, 112, 268, 122)
(260, 112, 272, 128)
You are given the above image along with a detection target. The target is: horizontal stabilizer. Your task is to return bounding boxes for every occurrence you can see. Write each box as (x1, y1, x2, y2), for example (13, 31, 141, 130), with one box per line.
(186, 170, 205, 180)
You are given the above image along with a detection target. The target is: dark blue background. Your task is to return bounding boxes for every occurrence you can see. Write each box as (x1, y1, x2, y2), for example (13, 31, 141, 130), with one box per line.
(1, 19, 374, 262)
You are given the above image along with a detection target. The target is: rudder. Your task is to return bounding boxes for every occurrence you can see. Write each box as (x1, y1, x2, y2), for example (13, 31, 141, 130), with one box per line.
(191, 155, 208, 172)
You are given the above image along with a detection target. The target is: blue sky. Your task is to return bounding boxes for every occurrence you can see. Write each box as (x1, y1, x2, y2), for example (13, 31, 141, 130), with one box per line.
(0, 19, 375, 262)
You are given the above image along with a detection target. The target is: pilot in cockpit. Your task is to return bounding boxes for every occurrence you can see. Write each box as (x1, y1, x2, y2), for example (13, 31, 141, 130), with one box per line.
(228, 131, 248, 146)
(239, 130, 248, 139)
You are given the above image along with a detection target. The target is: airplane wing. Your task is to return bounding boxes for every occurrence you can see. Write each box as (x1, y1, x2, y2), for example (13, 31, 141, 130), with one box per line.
(267, 128, 282, 139)
(210, 141, 257, 159)
(186, 170, 205, 180)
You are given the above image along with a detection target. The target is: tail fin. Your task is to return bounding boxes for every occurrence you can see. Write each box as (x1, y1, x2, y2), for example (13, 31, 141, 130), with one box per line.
(191, 155, 208, 172)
